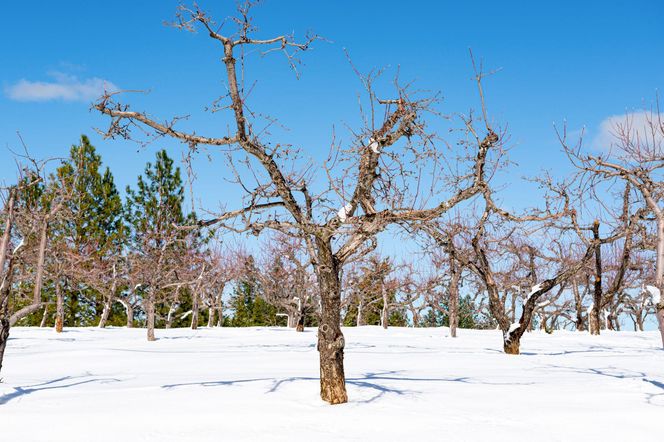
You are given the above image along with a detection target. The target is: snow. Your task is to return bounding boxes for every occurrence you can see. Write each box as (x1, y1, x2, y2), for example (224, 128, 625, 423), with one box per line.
(645, 285, 661, 305)
(525, 283, 542, 302)
(2, 327, 664, 441)
(505, 322, 521, 338)
(337, 203, 353, 222)
(12, 238, 24, 254)
(369, 138, 380, 154)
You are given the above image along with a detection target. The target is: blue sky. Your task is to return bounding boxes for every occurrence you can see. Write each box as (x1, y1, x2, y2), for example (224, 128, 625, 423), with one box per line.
(1, 0, 662, 205)
(1, 0, 662, 243)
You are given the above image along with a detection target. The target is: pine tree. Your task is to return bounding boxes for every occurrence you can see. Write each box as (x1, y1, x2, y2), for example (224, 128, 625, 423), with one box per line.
(52, 136, 125, 329)
(125, 149, 189, 340)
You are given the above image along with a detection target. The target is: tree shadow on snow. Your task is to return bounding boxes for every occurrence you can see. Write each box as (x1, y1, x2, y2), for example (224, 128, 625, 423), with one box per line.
(161, 370, 535, 404)
(642, 378, 664, 407)
(0, 375, 121, 406)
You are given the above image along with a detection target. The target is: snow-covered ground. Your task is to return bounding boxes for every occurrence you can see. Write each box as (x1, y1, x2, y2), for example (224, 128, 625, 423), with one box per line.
(1, 326, 662, 441)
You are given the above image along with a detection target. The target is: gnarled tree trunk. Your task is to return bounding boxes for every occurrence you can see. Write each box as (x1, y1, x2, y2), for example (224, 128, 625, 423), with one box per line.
(316, 241, 347, 405)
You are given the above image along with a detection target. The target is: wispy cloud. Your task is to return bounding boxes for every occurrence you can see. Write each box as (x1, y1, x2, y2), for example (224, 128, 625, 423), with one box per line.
(5, 72, 117, 102)
(591, 111, 663, 151)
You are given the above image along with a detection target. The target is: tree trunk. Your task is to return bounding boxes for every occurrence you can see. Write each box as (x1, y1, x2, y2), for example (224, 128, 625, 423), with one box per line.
(588, 307, 601, 335)
(0, 269, 13, 374)
(589, 221, 603, 335)
(99, 270, 117, 329)
(449, 258, 460, 338)
(215, 296, 223, 327)
(98, 295, 112, 328)
(0, 317, 9, 374)
(146, 291, 156, 341)
(165, 299, 178, 329)
(503, 334, 521, 355)
(191, 290, 199, 330)
(656, 218, 664, 348)
(40, 305, 49, 328)
(207, 307, 214, 328)
(656, 307, 664, 348)
(52, 280, 63, 332)
(381, 285, 388, 330)
(296, 313, 305, 332)
(316, 241, 347, 405)
(356, 298, 363, 327)
(636, 315, 644, 332)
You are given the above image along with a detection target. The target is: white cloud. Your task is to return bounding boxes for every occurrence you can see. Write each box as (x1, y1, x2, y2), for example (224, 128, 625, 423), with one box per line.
(591, 111, 663, 151)
(5, 72, 117, 102)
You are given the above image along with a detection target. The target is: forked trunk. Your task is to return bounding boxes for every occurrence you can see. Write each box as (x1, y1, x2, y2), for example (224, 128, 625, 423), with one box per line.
(99, 275, 117, 329)
(146, 291, 156, 341)
(316, 242, 347, 405)
(503, 334, 521, 355)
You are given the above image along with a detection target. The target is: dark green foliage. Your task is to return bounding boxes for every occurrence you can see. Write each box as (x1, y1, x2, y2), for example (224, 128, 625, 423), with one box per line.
(125, 149, 186, 248)
(227, 280, 278, 327)
(418, 295, 482, 329)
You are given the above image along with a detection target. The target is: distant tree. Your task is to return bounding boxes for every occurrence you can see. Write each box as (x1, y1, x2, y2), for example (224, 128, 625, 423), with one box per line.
(125, 149, 190, 341)
(53, 136, 126, 330)
(343, 256, 407, 328)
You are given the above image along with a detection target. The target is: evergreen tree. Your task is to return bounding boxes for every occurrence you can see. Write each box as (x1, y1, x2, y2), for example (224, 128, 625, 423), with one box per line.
(418, 295, 480, 329)
(125, 149, 191, 339)
(227, 256, 278, 326)
(52, 136, 126, 327)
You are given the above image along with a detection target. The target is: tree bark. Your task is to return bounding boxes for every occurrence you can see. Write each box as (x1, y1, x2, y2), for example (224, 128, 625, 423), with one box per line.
(98, 295, 112, 329)
(207, 307, 215, 328)
(40, 305, 49, 328)
(55, 280, 64, 332)
(316, 240, 347, 405)
(0, 267, 14, 374)
(296, 313, 305, 332)
(295, 296, 305, 332)
(449, 256, 460, 338)
(656, 218, 664, 347)
(571, 280, 585, 331)
(0, 316, 8, 374)
(503, 334, 521, 355)
(146, 291, 156, 341)
(191, 290, 199, 330)
(381, 284, 389, 330)
(589, 220, 602, 335)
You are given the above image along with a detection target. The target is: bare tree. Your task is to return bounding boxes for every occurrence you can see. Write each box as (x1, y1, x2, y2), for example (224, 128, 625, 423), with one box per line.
(562, 106, 664, 345)
(94, 3, 497, 403)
